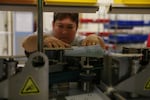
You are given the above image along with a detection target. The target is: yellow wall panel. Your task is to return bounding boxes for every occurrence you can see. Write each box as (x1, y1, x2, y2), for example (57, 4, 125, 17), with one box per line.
(114, 0, 123, 4)
(123, 0, 150, 4)
(44, 0, 97, 6)
(114, 0, 150, 5)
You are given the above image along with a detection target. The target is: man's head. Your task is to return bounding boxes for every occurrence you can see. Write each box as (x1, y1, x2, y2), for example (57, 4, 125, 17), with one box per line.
(52, 13, 79, 44)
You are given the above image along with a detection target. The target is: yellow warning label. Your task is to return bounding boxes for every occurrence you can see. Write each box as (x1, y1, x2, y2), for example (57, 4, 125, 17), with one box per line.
(144, 79, 150, 90)
(20, 76, 40, 95)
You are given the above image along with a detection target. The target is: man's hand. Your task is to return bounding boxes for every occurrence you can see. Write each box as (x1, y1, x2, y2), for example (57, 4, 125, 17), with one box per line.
(81, 34, 105, 49)
(22, 35, 38, 52)
(44, 36, 70, 48)
(22, 35, 71, 53)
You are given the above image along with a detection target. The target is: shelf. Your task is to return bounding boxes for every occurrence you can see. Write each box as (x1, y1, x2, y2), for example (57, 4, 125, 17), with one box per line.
(44, 5, 98, 13)
(0, 3, 98, 13)
(79, 32, 112, 37)
(0, 4, 37, 12)
(108, 4, 150, 14)
(80, 18, 110, 23)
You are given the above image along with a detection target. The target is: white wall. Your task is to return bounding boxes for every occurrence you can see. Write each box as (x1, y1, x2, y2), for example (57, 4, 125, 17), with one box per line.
(43, 12, 54, 33)
(0, 11, 8, 55)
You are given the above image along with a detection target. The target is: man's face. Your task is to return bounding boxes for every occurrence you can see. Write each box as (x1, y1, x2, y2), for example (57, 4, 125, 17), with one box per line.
(52, 17, 78, 44)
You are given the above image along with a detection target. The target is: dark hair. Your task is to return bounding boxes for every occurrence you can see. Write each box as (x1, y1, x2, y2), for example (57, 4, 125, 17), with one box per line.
(53, 13, 79, 26)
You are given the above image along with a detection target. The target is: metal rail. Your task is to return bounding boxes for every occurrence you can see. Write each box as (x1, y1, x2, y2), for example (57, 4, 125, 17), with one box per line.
(37, 0, 43, 52)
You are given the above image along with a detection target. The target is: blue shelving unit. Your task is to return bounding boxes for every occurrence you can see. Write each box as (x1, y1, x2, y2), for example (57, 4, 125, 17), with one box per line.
(108, 34, 148, 43)
(104, 20, 150, 29)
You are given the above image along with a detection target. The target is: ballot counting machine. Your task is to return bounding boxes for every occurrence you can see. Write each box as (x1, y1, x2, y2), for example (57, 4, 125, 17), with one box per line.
(0, 45, 110, 100)
(0, 45, 150, 100)
(100, 47, 150, 100)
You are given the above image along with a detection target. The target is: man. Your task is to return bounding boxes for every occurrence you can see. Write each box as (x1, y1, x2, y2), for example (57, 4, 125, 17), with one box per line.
(22, 13, 105, 54)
